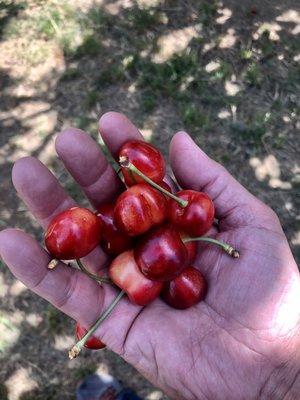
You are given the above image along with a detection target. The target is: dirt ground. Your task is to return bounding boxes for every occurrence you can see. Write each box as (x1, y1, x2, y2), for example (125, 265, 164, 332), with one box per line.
(0, 0, 299, 399)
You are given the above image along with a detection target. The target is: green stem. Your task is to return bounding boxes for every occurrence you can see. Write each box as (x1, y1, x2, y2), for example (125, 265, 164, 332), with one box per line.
(76, 259, 111, 285)
(119, 157, 188, 208)
(69, 289, 125, 359)
(183, 237, 240, 258)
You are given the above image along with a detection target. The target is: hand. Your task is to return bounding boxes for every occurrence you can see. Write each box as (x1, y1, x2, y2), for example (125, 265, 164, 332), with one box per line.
(1, 112, 299, 400)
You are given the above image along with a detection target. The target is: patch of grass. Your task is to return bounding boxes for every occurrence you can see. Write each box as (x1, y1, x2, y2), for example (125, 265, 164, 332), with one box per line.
(0, 1, 26, 37)
(141, 90, 156, 112)
(210, 61, 232, 81)
(240, 48, 253, 60)
(73, 35, 101, 58)
(84, 91, 99, 110)
(36, 8, 62, 39)
(60, 68, 82, 81)
(0, 260, 5, 270)
(87, 7, 111, 31)
(198, 1, 218, 26)
(45, 305, 67, 335)
(287, 65, 300, 90)
(137, 52, 200, 96)
(257, 30, 276, 58)
(245, 62, 263, 87)
(200, 93, 229, 107)
(231, 120, 266, 146)
(220, 154, 231, 163)
(273, 133, 286, 149)
(124, 6, 162, 33)
(181, 104, 210, 131)
(20, 385, 61, 400)
(271, 98, 283, 111)
(73, 363, 98, 381)
(64, 180, 82, 202)
(74, 116, 97, 138)
(38, 129, 48, 139)
(0, 383, 8, 400)
(96, 64, 126, 87)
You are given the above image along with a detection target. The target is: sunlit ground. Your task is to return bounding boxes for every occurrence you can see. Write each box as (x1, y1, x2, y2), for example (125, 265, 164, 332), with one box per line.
(0, 0, 299, 398)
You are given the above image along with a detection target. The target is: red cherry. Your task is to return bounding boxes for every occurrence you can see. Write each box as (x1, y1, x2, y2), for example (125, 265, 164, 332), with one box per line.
(180, 231, 197, 264)
(134, 225, 188, 281)
(161, 266, 207, 309)
(168, 190, 215, 236)
(45, 207, 102, 260)
(114, 183, 167, 237)
(75, 322, 106, 350)
(159, 181, 173, 205)
(159, 180, 171, 193)
(119, 140, 165, 186)
(96, 203, 132, 256)
(109, 250, 163, 306)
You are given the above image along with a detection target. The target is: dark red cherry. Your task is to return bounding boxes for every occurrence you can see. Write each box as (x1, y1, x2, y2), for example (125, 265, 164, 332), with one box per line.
(109, 250, 163, 306)
(180, 231, 197, 264)
(134, 225, 188, 281)
(45, 207, 102, 260)
(161, 266, 207, 309)
(119, 140, 165, 186)
(168, 190, 215, 236)
(75, 322, 106, 349)
(114, 183, 167, 237)
(96, 203, 132, 256)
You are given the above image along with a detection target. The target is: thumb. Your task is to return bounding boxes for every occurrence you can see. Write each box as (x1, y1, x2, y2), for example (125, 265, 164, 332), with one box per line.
(170, 131, 276, 229)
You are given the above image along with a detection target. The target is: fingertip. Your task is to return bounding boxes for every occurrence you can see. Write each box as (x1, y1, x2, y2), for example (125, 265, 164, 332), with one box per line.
(99, 110, 122, 127)
(55, 125, 123, 204)
(55, 127, 86, 154)
(0, 228, 30, 259)
(99, 111, 142, 157)
(12, 157, 43, 191)
(55, 126, 107, 182)
(170, 132, 210, 190)
(99, 111, 127, 140)
(170, 131, 208, 161)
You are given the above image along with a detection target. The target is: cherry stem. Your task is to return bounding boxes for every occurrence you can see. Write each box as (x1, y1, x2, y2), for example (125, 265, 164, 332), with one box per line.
(69, 289, 125, 359)
(76, 259, 112, 285)
(119, 157, 188, 208)
(183, 237, 240, 258)
(48, 259, 59, 270)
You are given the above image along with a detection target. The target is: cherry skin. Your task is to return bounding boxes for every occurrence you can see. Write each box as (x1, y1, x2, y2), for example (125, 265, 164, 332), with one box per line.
(161, 266, 207, 310)
(114, 183, 167, 237)
(119, 140, 165, 186)
(168, 190, 215, 237)
(134, 225, 188, 281)
(109, 250, 163, 306)
(96, 203, 132, 256)
(180, 231, 197, 264)
(159, 181, 173, 205)
(45, 207, 102, 260)
(75, 322, 106, 350)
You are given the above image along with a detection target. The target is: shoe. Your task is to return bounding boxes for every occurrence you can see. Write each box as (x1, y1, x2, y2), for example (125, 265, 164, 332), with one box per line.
(76, 372, 142, 400)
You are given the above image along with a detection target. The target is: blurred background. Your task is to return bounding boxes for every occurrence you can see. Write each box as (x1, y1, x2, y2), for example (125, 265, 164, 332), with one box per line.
(0, 0, 299, 399)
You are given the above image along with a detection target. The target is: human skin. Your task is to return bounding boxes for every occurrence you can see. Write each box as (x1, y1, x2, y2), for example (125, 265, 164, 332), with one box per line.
(0, 112, 299, 399)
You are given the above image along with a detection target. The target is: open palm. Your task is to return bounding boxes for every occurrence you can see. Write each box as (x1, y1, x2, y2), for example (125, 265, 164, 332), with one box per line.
(1, 112, 299, 400)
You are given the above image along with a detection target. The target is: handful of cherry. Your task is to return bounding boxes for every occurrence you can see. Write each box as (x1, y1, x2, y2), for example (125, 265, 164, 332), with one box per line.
(44, 139, 239, 358)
